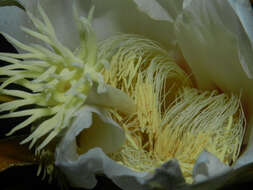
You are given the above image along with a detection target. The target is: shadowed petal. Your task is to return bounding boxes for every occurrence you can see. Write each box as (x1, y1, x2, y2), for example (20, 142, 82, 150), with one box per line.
(175, 0, 253, 170)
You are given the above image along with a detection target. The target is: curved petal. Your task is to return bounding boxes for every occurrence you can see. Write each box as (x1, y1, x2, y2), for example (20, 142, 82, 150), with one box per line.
(191, 161, 253, 190)
(0, 5, 30, 52)
(26, 0, 79, 51)
(0, 0, 79, 51)
(55, 105, 146, 189)
(55, 105, 187, 190)
(86, 83, 136, 114)
(228, 0, 253, 78)
(132, 0, 183, 22)
(76, 0, 177, 48)
(1, 0, 180, 52)
(193, 151, 230, 183)
(56, 148, 148, 189)
(175, 0, 253, 169)
(56, 105, 125, 161)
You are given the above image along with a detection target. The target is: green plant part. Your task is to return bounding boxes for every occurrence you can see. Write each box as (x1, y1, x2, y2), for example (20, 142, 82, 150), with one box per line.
(0, 5, 106, 153)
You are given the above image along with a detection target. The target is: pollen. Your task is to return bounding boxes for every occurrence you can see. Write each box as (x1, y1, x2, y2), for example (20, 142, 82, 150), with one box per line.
(0, 5, 104, 152)
(100, 35, 246, 183)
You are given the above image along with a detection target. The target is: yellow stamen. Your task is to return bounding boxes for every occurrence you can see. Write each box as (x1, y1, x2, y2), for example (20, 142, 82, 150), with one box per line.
(100, 34, 246, 183)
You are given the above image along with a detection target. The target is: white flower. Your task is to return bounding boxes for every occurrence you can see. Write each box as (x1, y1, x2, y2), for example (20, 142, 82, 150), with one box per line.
(1, 0, 253, 190)
(0, 2, 135, 152)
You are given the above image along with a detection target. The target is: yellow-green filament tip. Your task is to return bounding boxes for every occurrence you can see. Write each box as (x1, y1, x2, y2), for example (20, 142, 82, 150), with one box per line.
(0, 5, 104, 152)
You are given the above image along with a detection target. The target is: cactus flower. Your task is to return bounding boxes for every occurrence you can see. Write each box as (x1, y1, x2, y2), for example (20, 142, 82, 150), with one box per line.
(1, 0, 253, 190)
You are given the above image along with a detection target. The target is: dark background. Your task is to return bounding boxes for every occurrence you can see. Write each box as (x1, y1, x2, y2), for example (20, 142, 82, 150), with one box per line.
(0, 30, 253, 190)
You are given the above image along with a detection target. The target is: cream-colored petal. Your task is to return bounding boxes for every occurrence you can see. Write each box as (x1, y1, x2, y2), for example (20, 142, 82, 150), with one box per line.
(191, 156, 253, 190)
(76, 108, 125, 155)
(76, 0, 177, 48)
(176, 0, 251, 90)
(55, 105, 145, 189)
(56, 147, 148, 189)
(133, 0, 183, 22)
(55, 105, 188, 190)
(175, 0, 253, 176)
(26, 0, 79, 51)
(0, 5, 31, 52)
(0, 0, 79, 52)
(234, 123, 253, 168)
(86, 83, 136, 114)
(193, 151, 230, 183)
(57, 105, 125, 158)
(228, 0, 253, 78)
(1, 0, 178, 52)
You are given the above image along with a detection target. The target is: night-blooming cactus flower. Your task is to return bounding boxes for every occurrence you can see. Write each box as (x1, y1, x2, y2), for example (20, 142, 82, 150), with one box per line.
(1, 0, 253, 190)
(0, 0, 135, 178)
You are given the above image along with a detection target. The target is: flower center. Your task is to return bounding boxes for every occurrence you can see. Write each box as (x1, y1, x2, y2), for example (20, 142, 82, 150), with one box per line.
(100, 34, 246, 183)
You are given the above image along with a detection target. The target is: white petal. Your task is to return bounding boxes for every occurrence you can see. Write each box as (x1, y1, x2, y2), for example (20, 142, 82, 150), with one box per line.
(234, 118, 253, 168)
(86, 83, 136, 114)
(56, 148, 147, 189)
(55, 105, 145, 189)
(75, 109, 123, 155)
(133, 0, 183, 22)
(30, 0, 79, 51)
(0, 0, 79, 51)
(176, 0, 252, 89)
(0, 5, 31, 52)
(77, 0, 177, 48)
(56, 150, 187, 190)
(56, 105, 125, 160)
(1, 0, 179, 51)
(183, 0, 192, 9)
(191, 153, 253, 190)
(55, 105, 187, 190)
(228, 0, 253, 78)
(193, 151, 230, 183)
(175, 0, 253, 177)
